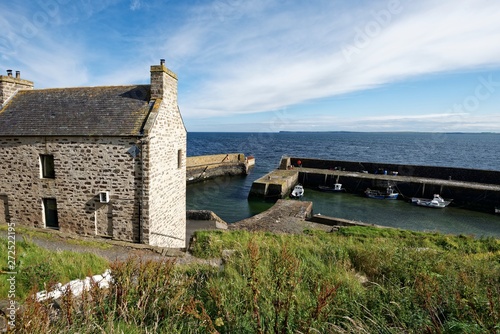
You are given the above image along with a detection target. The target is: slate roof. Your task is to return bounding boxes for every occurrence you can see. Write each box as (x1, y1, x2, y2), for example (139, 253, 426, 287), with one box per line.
(0, 85, 152, 136)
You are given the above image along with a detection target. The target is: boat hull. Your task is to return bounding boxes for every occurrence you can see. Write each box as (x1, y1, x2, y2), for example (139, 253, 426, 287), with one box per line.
(365, 193, 399, 200)
(290, 185, 304, 198)
(411, 195, 452, 208)
(364, 188, 399, 200)
(318, 185, 345, 192)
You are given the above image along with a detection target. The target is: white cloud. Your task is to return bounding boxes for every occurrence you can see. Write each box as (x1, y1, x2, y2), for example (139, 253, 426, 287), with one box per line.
(171, 0, 500, 118)
(284, 112, 500, 133)
(2, 0, 499, 133)
(130, 0, 142, 11)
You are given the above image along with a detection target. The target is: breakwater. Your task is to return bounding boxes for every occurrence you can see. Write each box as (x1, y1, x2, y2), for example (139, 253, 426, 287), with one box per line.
(249, 157, 500, 213)
(186, 153, 254, 184)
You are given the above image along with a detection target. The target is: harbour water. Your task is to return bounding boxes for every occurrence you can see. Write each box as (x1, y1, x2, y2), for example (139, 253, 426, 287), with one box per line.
(187, 132, 500, 237)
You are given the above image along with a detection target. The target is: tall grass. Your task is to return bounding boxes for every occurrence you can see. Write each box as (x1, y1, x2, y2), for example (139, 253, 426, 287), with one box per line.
(0, 237, 109, 300)
(9, 227, 500, 333)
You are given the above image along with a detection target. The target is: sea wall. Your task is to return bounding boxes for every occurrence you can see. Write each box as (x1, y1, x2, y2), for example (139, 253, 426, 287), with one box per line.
(285, 157, 500, 185)
(281, 157, 500, 213)
(186, 209, 227, 229)
(248, 170, 299, 199)
(186, 153, 252, 184)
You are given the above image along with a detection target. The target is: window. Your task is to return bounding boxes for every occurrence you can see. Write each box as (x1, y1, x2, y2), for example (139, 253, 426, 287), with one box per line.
(177, 149, 183, 169)
(40, 154, 55, 178)
(43, 198, 59, 229)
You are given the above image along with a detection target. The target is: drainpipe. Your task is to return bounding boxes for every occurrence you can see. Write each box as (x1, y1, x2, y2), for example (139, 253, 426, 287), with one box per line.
(138, 136, 154, 244)
(138, 137, 146, 244)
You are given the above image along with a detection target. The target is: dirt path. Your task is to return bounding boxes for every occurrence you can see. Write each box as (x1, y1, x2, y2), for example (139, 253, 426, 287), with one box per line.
(0, 228, 195, 265)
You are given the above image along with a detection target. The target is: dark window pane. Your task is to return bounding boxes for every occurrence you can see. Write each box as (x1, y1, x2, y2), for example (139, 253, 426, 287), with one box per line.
(43, 198, 59, 228)
(40, 155, 55, 178)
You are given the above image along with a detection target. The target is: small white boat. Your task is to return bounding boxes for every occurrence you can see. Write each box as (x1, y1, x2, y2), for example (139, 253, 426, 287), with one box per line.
(412, 194, 452, 208)
(495, 207, 500, 214)
(290, 184, 304, 198)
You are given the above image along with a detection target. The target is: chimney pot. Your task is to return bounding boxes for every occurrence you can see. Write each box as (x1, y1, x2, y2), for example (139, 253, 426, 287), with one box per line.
(160, 59, 165, 66)
(7, 70, 13, 77)
(15, 71, 20, 79)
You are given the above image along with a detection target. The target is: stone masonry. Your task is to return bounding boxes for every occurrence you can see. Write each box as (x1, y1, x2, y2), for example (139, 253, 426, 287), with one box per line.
(0, 70, 33, 105)
(0, 136, 142, 241)
(142, 62, 187, 248)
(0, 61, 187, 248)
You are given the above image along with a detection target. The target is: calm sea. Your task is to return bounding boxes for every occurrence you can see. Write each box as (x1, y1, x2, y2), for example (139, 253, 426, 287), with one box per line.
(187, 132, 500, 237)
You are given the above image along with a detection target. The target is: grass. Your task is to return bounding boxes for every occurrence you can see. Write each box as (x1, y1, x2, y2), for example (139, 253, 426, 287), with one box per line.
(0, 224, 113, 249)
(0, 237, 109, 300)
(6, 226, 500, 333)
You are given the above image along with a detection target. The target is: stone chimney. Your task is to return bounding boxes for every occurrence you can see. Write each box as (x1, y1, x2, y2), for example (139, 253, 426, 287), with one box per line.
(150, 59, 177, 102)
(0, 70, 34, 106)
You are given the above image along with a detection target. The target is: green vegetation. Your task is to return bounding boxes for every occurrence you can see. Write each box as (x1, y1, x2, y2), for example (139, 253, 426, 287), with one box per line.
(0, 237, 109, 300)
(8, 227, 500, 333)
(0, 225, 113, 249)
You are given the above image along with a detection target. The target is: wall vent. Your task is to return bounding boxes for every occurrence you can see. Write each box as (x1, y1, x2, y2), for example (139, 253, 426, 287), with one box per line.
(99, 192, 110, 203)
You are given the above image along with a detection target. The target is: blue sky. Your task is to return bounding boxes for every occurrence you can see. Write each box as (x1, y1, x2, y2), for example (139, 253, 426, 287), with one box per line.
(2, 0, 500, 132)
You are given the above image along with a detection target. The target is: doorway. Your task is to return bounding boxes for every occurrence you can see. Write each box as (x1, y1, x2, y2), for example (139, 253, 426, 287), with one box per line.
(95, 203, 113, 237)
(0, 195, 8, 225)
(43, 198, 59, 229)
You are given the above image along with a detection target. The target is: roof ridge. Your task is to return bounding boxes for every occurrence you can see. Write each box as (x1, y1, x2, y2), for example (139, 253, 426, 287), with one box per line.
(27, 84, 151, 92)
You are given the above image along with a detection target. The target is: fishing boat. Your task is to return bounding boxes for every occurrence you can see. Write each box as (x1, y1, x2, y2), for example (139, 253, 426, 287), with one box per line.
(411, 194, 452, 208)
(364, 186, 399, 200)
(318, 183, 345, 192)
(290, 184, 304, 198)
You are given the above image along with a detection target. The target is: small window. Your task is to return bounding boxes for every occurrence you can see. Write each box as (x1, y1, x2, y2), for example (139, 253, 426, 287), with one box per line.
(43, 198, 59, 229)
(177, 149, 183, 169)
(40, 154, 55, 178)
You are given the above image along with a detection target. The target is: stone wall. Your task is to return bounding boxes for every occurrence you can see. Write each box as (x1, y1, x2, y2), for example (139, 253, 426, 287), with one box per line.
(0, 136, 142, 242)
(186, 153, 248, 183)
(186, 210, 227, 229)
(0, 63, 187, 248)
(186, 153, 245, 167)
(285, 157, 500, 185)
(0, 72, 33, 105)
(248, 170, 299, 199)
(142, 65, 187, 248)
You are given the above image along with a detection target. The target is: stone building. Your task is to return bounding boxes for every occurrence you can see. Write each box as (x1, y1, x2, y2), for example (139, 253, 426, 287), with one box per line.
(0, 60, 186, 248)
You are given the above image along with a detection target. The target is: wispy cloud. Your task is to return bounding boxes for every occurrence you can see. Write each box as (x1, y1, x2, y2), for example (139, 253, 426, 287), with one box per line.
(298, 112, 500, 132)
(168, 0, 500, 118)
(186, 110, 500, 133)
(0, 0, 145, 87)
(130, 0, 142, 11)
(1, 0, 499, 132)
(0, 3, 90, 86)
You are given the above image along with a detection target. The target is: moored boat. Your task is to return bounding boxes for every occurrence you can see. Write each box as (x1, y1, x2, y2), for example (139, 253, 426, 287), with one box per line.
(365, 186, 399, 200)
(412, 194, 452, 208)
(495, 207, 500, 214)
(318, 183, 345, 192)
(290, 184, 304, 198)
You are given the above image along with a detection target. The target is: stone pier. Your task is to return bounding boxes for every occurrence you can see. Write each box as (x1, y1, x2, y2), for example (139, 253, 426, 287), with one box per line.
(248, 156, 500, 213)
(248, 170, 298, 199)
(186, 153, 253, 184)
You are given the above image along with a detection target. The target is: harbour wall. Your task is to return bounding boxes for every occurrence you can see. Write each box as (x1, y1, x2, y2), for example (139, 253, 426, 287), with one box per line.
(186, 209, 228, 248)
(285, 157, 500, 185)
(248, 170, 299, 199)
(250, 157, 500, 213)
(186, 153, 254, 184)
